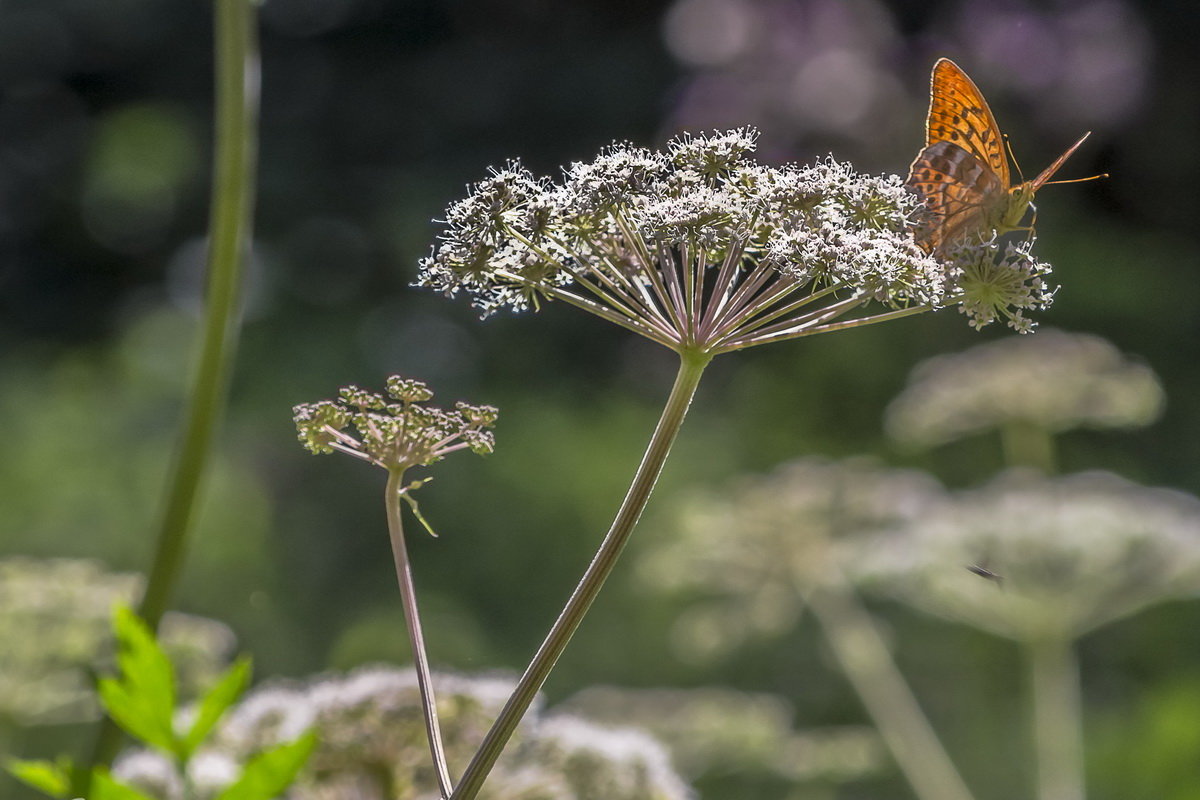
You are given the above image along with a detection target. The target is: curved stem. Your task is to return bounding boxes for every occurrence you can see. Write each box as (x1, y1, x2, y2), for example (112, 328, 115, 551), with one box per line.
(808, 575, 977, 800)
(1027, 635, 1085, 800)
(386, 470, 454, 798)
(450, 350, 712, 800)
(141, 0, 260, 629)
(77, 0, 259, 788)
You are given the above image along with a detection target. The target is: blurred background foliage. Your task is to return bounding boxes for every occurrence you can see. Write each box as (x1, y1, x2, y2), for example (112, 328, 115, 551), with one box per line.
(2, 0, 1199, 798)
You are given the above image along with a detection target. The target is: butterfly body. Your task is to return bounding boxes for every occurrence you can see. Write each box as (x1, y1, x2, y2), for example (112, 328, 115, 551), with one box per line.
(907, 58, 1091, 253)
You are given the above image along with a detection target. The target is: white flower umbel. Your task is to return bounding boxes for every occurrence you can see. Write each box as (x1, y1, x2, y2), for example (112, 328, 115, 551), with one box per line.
(886, 329, 1164, 453)
(0, 557, 234, 726)
(858, 470, 1200, 641)
(950, 235, 1055, 334)
(561, 686, 883, 785)
(857, 470, 1200, 800)
(640, 457, 944, 660)
(117, 666, 693, 800)
(414, 130, 1060, 800)
(418, 129, 1049, 352)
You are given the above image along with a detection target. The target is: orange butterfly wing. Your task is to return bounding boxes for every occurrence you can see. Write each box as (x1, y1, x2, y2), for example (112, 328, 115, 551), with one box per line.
(923, 58, 1008, 186)
(907, 141, 1002, 252)
(906, 59, 1009, 252)
(907, 58, 1096, 252)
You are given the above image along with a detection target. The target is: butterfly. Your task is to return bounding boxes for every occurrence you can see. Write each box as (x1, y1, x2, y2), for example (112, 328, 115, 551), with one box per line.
(906, 58, 1099, 254)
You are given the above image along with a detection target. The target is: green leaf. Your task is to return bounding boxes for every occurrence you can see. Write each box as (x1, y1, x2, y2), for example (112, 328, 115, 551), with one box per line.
(182, 656, 253, 758)
(89, 768, 158, 800)
(6, 759, 70, 798)
(213, 731, 318, 800)
(97, 606, 178, 755)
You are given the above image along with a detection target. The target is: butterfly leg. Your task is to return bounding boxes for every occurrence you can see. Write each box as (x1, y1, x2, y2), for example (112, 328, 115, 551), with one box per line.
(1001, 205, 1037, 243)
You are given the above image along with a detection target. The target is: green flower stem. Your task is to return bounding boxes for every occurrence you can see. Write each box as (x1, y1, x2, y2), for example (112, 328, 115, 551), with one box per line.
(386, 469, 454, 799)
(808, 575, 977, 800)
(77, 0, 259, 789)
(1027, 635, 1086, 800)
(450, 350, 712, 800)
(1001, 420, 1057, 473)
(139, 0, 260, 628)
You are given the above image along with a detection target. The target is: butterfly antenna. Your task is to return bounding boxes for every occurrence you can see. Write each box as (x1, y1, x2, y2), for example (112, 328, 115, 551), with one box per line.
(1041, 173, 1109, 186)
(1004, 133, 1026, 184)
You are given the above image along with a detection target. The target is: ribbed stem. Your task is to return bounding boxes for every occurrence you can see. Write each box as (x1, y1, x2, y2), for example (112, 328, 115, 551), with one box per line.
(450, 350, 712, 800)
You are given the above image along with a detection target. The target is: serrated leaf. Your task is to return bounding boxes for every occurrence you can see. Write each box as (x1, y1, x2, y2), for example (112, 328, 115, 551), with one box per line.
(213, 731, 317, 800)
(6, 758, 70, 798)
(89, 768, 158, 800)
(99, 606, 178, 755)
(182, 656, 253, 758)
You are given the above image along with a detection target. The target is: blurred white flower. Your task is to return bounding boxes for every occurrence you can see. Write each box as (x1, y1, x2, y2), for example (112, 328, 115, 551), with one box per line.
(0, 556, 234, 725)
(638, 458, 943, 661)
(117, 665, 692, 800)
(112, 750, 184, 800)
(562, 686, 882, 783)
(885, 328, 1163, 449)
(856, 470, 1200, 641)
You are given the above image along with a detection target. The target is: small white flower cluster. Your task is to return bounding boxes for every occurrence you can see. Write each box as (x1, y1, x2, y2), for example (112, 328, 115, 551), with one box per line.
(294, 376, 497, 472)
(418, 129, 1045, 351)
(886, 329, 1164, 448)
(950, 236, 1056, 333)
(115, 666, 692, 800)
(855, 470, 1200, 641)
(0, 557, 234, 725)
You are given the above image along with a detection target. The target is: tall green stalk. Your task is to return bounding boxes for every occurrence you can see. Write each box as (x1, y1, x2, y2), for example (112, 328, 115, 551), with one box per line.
(80, 0, 259, 786)
(808, 576, 977, 800)
(450, 350, 711, 800)
(1001, 420, 1056, 473)
(1027, 635, 1085, 800)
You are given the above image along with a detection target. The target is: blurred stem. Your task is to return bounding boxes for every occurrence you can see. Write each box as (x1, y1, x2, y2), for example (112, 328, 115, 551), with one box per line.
(1027, 635, 1085, 800)
(450, 349, 712, 800)
(180, 762, 198, 800)
(386, 469, 454, 798)
(808, 574, 978, 800)
(1001, 421, 1056, 473)
(77, 0, 259, 790)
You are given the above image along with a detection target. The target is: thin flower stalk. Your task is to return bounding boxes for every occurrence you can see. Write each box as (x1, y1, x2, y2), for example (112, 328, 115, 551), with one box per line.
(294, 377, 498, 799)
(384, 469, 453, 798)
(807, 574, 977, 800)
(451, 351, 710, 800)
(734, 301, 934, 350)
